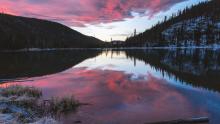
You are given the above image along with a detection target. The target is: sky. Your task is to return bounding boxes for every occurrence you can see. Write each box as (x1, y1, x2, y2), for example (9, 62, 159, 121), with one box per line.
(0, 0, 207, 41)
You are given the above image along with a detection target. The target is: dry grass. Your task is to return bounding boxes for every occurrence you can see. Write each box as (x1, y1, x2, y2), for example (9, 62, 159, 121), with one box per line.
(1, 85, 42, 98)
(0, 85, 81, 123)
(47, 96, 80, 115)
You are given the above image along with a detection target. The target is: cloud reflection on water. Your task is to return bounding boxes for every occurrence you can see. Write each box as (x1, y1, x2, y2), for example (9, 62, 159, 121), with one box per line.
(1, 67, 218, 123)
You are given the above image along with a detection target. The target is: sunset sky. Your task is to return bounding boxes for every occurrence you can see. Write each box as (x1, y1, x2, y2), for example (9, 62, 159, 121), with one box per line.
(0, 0, 206, 41)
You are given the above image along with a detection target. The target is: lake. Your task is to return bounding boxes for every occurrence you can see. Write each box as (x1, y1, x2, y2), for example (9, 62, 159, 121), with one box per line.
(0, 48, 220, 124)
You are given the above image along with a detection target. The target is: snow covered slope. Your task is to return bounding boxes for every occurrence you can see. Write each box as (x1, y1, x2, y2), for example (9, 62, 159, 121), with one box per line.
(162, 16, 220, 47)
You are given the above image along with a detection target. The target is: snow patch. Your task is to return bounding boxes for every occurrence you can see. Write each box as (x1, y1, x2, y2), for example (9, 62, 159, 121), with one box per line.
(30, 117, 58, 124)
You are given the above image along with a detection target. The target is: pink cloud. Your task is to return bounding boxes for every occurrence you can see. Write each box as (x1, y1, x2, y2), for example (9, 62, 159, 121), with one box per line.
(0, 0, 187, 26)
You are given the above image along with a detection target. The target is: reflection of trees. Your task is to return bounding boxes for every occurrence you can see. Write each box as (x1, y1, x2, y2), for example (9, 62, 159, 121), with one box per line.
(0, 50, 101, 81)
(124, 49, 220, 91)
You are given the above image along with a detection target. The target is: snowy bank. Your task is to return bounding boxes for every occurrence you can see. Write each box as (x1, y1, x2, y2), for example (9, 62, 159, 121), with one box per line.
(0, 85, 80, 124)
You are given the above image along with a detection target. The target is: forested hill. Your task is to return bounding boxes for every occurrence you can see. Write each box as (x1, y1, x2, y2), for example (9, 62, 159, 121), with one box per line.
(0, 14, 104, 50)
(125, 0, 220, 47)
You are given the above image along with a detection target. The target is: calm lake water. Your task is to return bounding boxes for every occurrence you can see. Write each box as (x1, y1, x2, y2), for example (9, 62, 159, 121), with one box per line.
(1, 49, 220, 124)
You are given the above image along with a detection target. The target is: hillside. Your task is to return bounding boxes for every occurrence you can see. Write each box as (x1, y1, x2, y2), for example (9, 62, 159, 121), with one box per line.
(125, 0, 220, 47)
(0, 14, 104, 50)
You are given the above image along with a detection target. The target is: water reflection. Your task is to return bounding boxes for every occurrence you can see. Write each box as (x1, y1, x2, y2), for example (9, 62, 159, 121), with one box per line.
(0, 49, 220, 124)
(124, 49, 220, 91)
(0, 50, 101, 82)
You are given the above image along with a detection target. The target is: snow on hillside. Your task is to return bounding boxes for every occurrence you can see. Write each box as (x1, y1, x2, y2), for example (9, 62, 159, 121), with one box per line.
(162, 16, 220, 46)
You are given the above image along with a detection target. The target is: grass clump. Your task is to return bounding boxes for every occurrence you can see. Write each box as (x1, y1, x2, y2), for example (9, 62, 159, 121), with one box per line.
(1, 85, 42, 98)
(47, 96, 80, 115)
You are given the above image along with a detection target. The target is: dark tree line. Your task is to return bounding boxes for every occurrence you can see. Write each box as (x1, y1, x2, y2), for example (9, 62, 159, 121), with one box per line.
(125, 0, 220, 47)
(0, 14, 104, 50)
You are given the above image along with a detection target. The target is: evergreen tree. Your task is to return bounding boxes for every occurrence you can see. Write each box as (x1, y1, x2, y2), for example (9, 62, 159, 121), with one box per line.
(125, 0, 220, 47)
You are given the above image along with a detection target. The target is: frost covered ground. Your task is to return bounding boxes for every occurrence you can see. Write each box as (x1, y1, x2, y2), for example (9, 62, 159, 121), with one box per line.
(0, 85, 80, 124)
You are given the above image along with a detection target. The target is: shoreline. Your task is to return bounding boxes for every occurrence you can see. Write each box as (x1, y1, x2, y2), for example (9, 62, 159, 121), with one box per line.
(1, 45, 220, 53)
(0, 85, 81, 124)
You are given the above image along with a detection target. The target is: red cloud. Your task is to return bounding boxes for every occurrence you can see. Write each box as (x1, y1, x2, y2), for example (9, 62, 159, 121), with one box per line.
(0, 0, 187, 26)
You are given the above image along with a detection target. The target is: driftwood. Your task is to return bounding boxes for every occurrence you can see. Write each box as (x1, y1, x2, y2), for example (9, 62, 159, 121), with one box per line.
(145, 117, 209, 124)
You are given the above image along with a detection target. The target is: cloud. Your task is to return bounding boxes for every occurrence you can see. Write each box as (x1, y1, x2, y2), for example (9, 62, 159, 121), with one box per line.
(0, 0, 187, 27)
(110, 33, 131, 37)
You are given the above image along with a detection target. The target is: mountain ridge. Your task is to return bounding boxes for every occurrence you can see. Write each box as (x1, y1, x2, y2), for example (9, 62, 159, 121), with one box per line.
(0, 13, 104, 50)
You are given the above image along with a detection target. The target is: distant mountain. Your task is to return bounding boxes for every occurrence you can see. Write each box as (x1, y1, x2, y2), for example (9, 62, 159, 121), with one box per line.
(0, 14, 104, 50)
(110, 40, 125, 47)
(125, 0, 220, 47)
